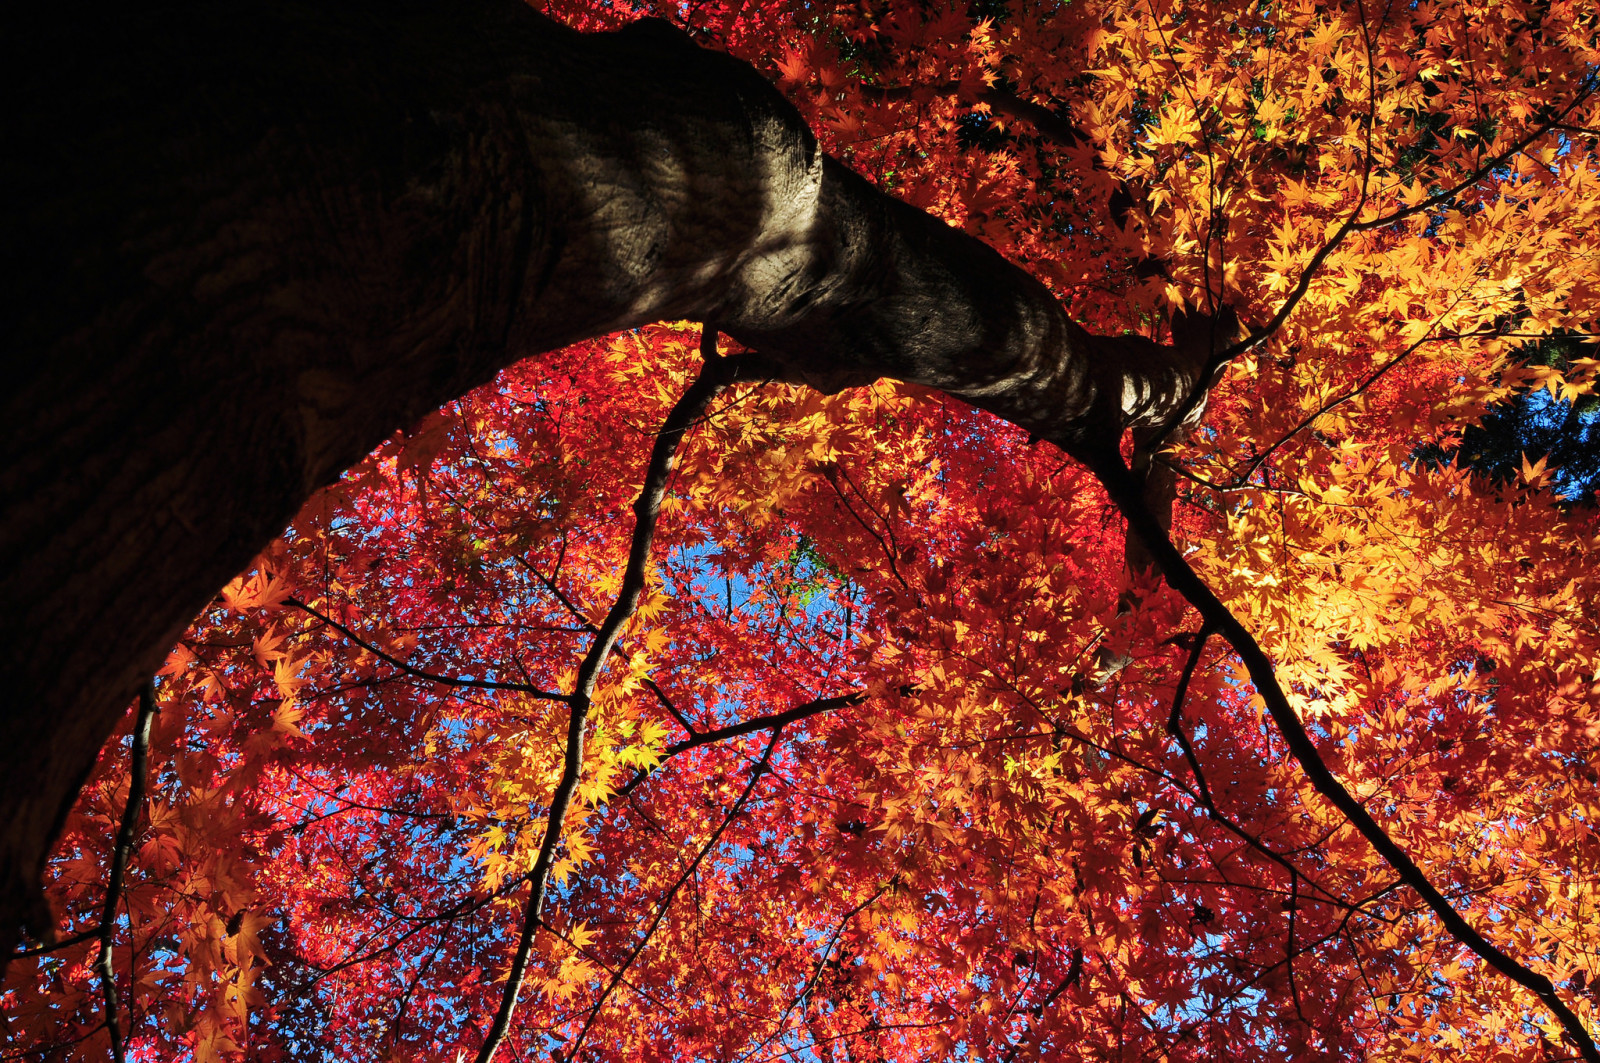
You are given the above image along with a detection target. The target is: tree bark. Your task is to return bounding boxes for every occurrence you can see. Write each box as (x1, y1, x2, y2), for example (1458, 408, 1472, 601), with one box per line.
(0, 0, 1206, 950)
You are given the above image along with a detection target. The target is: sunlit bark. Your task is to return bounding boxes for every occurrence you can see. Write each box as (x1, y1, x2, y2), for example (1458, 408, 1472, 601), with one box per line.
(0, 0, 1215, 947)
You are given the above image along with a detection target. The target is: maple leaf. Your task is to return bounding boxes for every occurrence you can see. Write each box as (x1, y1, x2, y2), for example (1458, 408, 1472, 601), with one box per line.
(1521, 452, 1555, 490)
(773, 44, 810, 88)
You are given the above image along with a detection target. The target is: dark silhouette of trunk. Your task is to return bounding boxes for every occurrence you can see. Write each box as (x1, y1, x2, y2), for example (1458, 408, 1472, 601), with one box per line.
(0, 0, 1209, 951)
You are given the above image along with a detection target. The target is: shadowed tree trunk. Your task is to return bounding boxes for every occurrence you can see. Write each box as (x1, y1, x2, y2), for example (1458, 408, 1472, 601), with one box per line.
(0, 0, 1209, 952)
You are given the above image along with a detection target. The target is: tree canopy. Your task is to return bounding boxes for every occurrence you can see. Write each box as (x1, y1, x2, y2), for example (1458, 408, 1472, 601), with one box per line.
(6, 0, 1600, 1060)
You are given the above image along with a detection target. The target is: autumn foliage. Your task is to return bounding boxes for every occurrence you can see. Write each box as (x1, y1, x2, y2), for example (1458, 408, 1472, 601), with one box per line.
(7, 0, 1600, 1059)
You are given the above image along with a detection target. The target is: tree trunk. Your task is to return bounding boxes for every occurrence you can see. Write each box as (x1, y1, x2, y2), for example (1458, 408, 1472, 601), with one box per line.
(0, 0, 1205, 950)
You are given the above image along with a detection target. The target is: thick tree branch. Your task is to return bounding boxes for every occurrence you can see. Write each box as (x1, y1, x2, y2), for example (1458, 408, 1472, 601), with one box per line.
(0, 0, 1207, 938)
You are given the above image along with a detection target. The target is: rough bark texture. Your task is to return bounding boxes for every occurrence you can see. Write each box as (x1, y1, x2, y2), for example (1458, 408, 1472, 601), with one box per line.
(0, 0, 1206, 950)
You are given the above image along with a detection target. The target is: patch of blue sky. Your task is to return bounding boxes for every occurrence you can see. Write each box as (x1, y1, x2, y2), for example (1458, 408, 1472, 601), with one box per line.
(1519, 387, 1600, 498)
(664, 537, 850, 634)
(652, 537, 862, 730)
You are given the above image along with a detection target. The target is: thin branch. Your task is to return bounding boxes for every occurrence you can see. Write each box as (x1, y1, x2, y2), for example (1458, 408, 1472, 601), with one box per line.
(662, 692, 863, 759)
(11, 926, 99, 960)
(978, 87, 1092, 148)
(614, 691, 864, 800)
(1196, 897, 1368, 1024)
(742, 1020, 950, 1063)
(1088, 448, 1600, 1062)
(1349, 87, 1595, 235)
(1165, 626, 1222, 804)
(1139, 9, 1381, 454)
(737, 882, 894, 1063)
(1155, 629, 1375, 914)
(539, 921, 678, 1014)
(473, 341, 754, 1063)
(566, 727, 784, 1061)
(381, 937, 447, 1054)
(1144, 84, 1592, 456)
(998, 948, 1083, 1062)
(1286, 870, 1307, 1026)
(1203, 275, 1485, 490)
(823, 466, 910, 591)
(307, 871, 529, 984)
(1144, 0, 1229, 315)
(512, 553, 700, 736)
(1238, 88, 1590, 357)
(288, 599, 568, 703)
(0, 1021, 111, 1062)
(996, 669, 1370, 918)
(94, 681, 157, 1063)
(282, 767, 448, 824)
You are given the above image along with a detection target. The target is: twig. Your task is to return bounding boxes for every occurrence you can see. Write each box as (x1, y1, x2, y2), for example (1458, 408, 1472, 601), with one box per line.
(381, 937, 447, 1053)
(1200, 279, 1482, 490)
(740, 1020, 949, 1063)
(859, 81, 1092, 148)
(1144, 0, 1230, 316)
(307, 870, 530, 984)
(95, 681, 158, 1063)
(288, 599, 568, 703)
(281, 766, 447, 825)
(998, 948, 1083, 1062)
(565, 727, 785, 1061)
(1088, 447, 1600, 1062)
(473, 341, 753, 1063)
